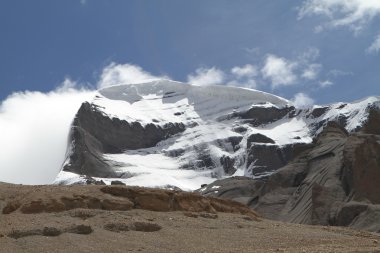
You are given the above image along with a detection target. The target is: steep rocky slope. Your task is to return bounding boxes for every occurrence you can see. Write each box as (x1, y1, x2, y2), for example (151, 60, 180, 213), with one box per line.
(200, 116, 380, 232)
(55, 80, 380, 191)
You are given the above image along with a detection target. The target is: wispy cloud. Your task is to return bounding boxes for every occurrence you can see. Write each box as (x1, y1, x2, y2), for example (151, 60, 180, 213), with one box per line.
(231, 64, 258, 78)
(298, 47, 320, 62)
(259, 48, 328, 89)
(298, 0, 380, 54)
(261, 54, 298, 88)
(292, 92, 315, 108)
(319, 80, 334, 88)
(98, 63, 169, 89)
(328, 69, 354, 77)
(298, 0, 380, 34)
(367, 33, 380, 54)
(228, 64, 258, 89)
(302, 63, 322, 80)
(186, 49, 324, 90)
(187, 67, 225, 86)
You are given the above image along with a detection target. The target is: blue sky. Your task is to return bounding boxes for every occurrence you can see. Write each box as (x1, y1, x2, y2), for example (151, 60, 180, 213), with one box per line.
(1, 0, 380, 104)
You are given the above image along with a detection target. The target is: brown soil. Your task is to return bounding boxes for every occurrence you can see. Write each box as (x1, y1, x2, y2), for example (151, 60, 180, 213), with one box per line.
(1, 183, 379, 253)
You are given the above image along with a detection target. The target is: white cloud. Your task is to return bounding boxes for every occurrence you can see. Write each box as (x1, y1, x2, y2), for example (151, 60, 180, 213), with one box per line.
(367, 33, 380, 54)
(244, 47, 261, 55)
(314, 25, 324, 33)
(328, 69, 353, 77)
(187, 67, 225, 86)
(80, 0, 87, 5)
(319, 80, 334, 87)
(261, 54, 298, 88)
(298, 0, 380, 33)
(98, 63, 169, 89)
(260, 48, 324, 88)
(228, 64, 258, 89)
(298, 47, 320, 63)
(0, 82, 94, 184)
(297, 48, 323, 81)
(231, 64, 258, 78)
(302, 63, 322, 80)
(55, 78, 78, 92)
(292, 93, 315, 108)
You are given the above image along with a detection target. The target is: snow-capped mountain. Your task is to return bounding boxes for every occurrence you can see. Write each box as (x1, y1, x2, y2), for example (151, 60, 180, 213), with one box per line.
(55, 80, 380, 190)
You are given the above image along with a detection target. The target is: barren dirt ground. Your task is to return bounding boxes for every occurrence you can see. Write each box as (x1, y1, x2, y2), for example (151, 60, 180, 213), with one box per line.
(1, 183, 380, 253)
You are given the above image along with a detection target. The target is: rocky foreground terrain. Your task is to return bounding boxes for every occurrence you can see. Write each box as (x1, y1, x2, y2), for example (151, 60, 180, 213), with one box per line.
(1, 182, 380, 253)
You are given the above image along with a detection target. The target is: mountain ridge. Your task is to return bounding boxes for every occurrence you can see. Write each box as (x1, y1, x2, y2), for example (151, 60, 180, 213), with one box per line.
(55, 80, 380, 191)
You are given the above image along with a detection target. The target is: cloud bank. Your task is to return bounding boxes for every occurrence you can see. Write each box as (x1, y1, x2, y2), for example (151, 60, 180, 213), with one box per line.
(0, 64, 169, 185)
(0, 81, 94, 184)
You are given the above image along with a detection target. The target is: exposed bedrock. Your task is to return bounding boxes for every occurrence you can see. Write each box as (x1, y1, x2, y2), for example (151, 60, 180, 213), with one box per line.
(200, 118, 380, 232)
(360, 106, 380, 135)
(239, 106, 296, 126)
(245, 142, 311, 177)
(63, 102, 185, 177)
(2, 185, 259, 220)
(245, 132, 311, 177)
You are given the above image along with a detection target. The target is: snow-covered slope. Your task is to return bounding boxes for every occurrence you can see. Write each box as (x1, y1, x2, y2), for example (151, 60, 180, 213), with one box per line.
(93, 80, 289, 125)
(55, 80, 380, 191)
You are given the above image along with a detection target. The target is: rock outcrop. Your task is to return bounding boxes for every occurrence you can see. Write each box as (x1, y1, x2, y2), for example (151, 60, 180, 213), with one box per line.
(63, 102, 185, 177)
(200, 116, 380, 232)
(2, 185, 259, 220)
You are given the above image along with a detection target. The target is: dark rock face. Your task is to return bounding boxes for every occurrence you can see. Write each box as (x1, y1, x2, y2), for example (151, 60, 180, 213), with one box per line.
(64, 125, 116, 178)
(246, 143, 311, 177)
(309, 106, 329, 118)
(239, 106, 296, 126)
(74, 102, 186, 153)
(220, 156, 236, 175)
(200, 120, 380, 232)
(247, 133, 275, 146)
(361, 106, 380, 135)
(63, 102, 185, 177)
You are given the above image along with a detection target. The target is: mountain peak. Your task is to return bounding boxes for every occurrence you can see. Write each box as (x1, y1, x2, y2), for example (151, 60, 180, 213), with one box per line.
(98, 79, 290, 106)
(56, 81, 380, 191)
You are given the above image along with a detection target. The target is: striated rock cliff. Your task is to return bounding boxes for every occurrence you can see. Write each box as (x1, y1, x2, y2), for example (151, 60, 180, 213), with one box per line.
(200, 115, 380, 232)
